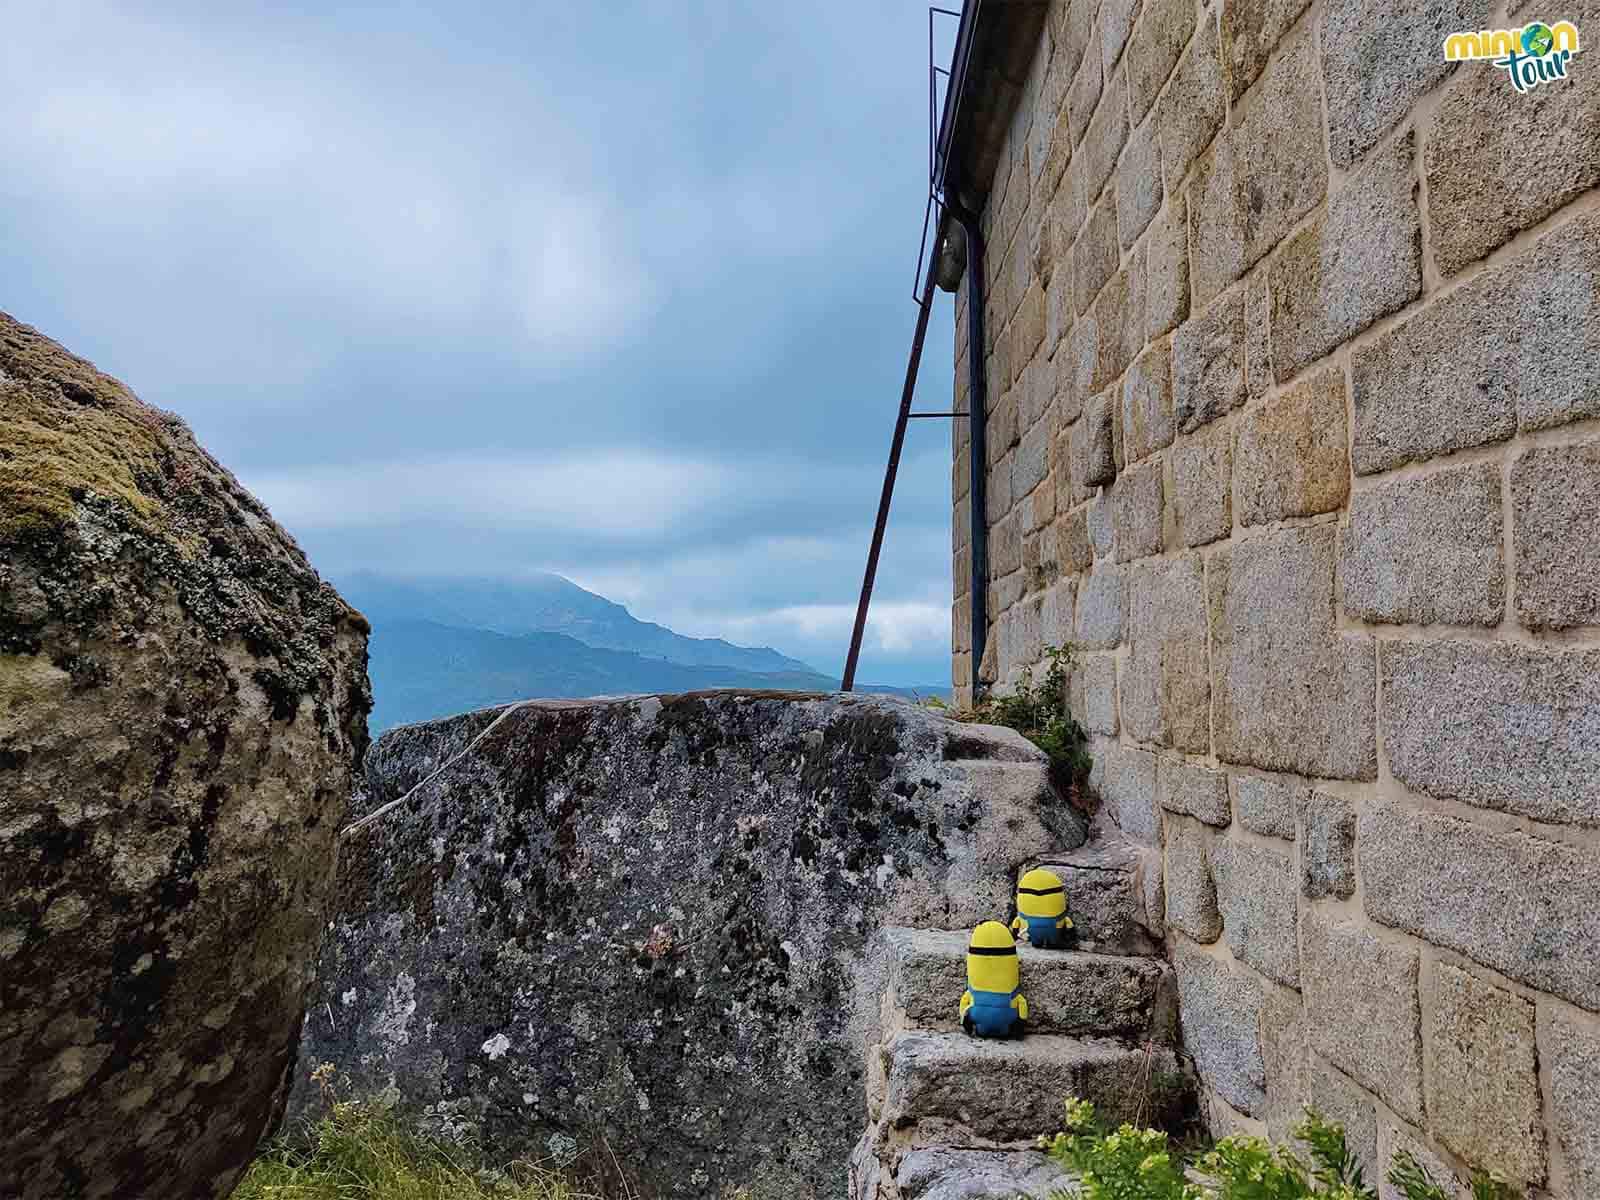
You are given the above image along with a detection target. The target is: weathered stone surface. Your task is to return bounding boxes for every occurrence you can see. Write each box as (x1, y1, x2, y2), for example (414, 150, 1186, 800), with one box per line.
(1222, 0, 1312, 99)
(1031, 837, 1163, 957)
(1234, 773, 1301, 841)
(1427, 964, 1544, 1185)
(1147, 195, 1191, 339)
(1074, 566, 1127, 650)
(1352, 211, 1600, 472)
(1339, 463, 1504, 626)
(991, 508, 1021, 578)
(1235, 367, 1350, 526)
(1172, 943, 1266, 1116)
(1209, 526, 1377, 780)
(1051, 0, 1096, 94)
(297, 695, 1089, 1199)
(1376, 1118, 1469, 1200)
(1111, 462, 1164, 563)
(1092, 254, 1145, 393)
(0, 315, 372, 1200)
(1091, 741, 1161, 845)
(1322, 0, 1490, 168)
(1056, 507, 1092, 573)
(1087, 493, 1115, 560)
(1513, 442, 1600, 630)
(1013, 415, 1052, 501)
(1065, 29, 1104, 148)
(1100, 0, 1141, 71)
(1269, 132, 1421, 382)
(1015, 281, 1047, 368)
(1426, 16, 1600, 276)
(1128, 0, 1195, 124)
(1298, 790, 1355, 900)
(1304, 1056, 1379, 1176)
(1360, 795, 1600, 1012)
(1123, 555, 1210, 752)
(1260, 985, 1310, 1147)
(1121, 341, 1175, 466)
(1117, 114, 1164, 249)
(1300, 910, 1424, 1122)
(1164, 817, 1222, 942)
(1173, 288, 1246, 433)
(877, 1029, 1191, 1148)
(1245, 272, 1271, 399)
(1075, 192, 1120, 316)
(1189, 39, 1327, 306)
(1171, 422, 1233, 546)
(893, 1148, 1077, 1200)
(1381, 640, 1600, 827)
(1158, 14, 1226, 190)
(1546, 1005, 1600, 1200)
(1159, 761, 1231, 827)
(1081, 68, 1129, 203)
(1212, 839, 1300, 987)
(1071, 653, 1119, 736)
(880, 927, 1174, 1039)
(1077, 391, 1117, 492)
(1041, 579, 1075, 647)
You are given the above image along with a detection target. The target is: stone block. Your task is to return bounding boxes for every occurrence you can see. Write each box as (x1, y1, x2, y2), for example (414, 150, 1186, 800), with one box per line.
(1236, 367, 1350, 526)
(1123, 555, 1210, 752)
(1158, 760, 1230, 827)
(1189, 39, 1327, 307)
(1075, 191, 1120, 316)
(1300, 909, 1424, 1123)
(1018, 355, 1054, 434)
(1427, 964, 1544, 1185)
(1088, 492, 1115, 560)
(1015, 281, 1047, 367)
(1093, 250, 1145, 391)
(1080, 390, 1117, 489)
(1304, 1057, 1378, 1178)
(1298, 790, 1354, 900)
(987, 391, 1018, 472)
(1041, 579, 1074, 646)
(1349, 266, 1516, 474)
(1074, 565, 1127, 649)
(1360, 794, 1600, 1011)
(1012, 416, 1052, 502)
(1513, 442, 1600, 630)
(1059, 305, 1097, 423)
(1261, 985, 1310, 1147)
(1171, 422, 1233, 547)
(1173, 288, 1246, 433)
(1121, 341, 1175, 466)
(1339, 463, 1504, 626)
(1051, 0, 1096, 87)
(1382, 640, 1600, 827)
(1111, 461, 1163, 562)
(1081, 67, 1129, 204)
(1056, 507, 1092, 574)
(1244, 272, 1271, 400)
(1051, 155, 1089, 278)
(1045, 267, 1073, 361)
(1221, 0, 1312, 99)
(1158, 13, 1226, 190)
(1212, 838, 1300, 987)
(1322, 0, 1491, 168)
(1128, 0, 1195, 124)
(1209, 526, 1377, 779)
(1100, 0, 1141, 70)
(1164, 816, 1222, 942)
(1234, 773, 1301, 841)
(893, 1148, 1076, 1200)
(1064, 30, 1104, 149)
(1546, 1004, 1600, 1200)
(1269, 132, 1421, 382)
(1147, 195, 1190, 339)
(1426, 22, 1600, 277)
(1071, 653, 1119, 735)
(1510, 210, 1600, 433)
(1376, 1118, 1469, 1200)
(1032, 835, 1163, 956)
(1117, 114, 1163, 249)
(991, 509, 1022, 579)
(1172, 941, 1266, 1116)
(1093, 741, 1161, 845)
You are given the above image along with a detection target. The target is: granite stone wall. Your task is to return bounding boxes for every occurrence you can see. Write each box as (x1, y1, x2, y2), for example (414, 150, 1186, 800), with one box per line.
(949, 0, 1600, 1193)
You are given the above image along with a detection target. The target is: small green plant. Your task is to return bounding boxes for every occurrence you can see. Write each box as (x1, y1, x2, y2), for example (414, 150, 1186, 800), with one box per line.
(1039, 1100, 1519, 1200)
(957, 644, 1092, 794)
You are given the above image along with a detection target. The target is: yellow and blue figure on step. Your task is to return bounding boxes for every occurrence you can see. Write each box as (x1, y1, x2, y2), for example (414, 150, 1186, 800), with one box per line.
(1011, 867, 1075, 950)
(959, 921, 1028, 1038)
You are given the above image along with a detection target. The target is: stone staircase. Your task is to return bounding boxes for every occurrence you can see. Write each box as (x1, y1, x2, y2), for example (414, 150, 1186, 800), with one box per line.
(848, 823, 1194, 1200)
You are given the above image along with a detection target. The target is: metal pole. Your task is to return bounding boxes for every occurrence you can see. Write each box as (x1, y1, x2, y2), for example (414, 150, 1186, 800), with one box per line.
(841, 264, 941, 692)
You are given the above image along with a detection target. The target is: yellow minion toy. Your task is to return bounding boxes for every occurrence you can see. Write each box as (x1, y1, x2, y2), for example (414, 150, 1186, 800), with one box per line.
(958, 921, 1028, 1038)
(1011, 867, 1075, 949)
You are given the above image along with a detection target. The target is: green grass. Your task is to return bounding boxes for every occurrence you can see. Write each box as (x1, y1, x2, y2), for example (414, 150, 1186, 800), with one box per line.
(235, 1102, 622, 1200)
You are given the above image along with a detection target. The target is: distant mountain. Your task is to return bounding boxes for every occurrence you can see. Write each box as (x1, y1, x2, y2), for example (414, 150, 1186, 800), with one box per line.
(338, 571, 818, 674)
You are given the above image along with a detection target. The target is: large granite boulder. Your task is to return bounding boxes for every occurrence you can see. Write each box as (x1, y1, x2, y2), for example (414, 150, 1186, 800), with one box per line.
(294, 692, 1087, 1198)
(0, 314, 371, 1199)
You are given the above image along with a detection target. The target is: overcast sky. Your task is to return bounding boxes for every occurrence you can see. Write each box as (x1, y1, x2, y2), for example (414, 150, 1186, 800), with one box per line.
(2, 2, 961, 685)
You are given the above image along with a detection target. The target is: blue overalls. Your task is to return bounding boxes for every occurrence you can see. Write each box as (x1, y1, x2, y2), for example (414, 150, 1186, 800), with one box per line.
(1022, 913, 1072, 949)
(965, 987, 1023, 1037)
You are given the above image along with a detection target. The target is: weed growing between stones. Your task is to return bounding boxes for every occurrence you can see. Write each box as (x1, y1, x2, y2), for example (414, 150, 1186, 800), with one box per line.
(1039, 1098, 1521, 1200)
(944, 644, 1092, 797)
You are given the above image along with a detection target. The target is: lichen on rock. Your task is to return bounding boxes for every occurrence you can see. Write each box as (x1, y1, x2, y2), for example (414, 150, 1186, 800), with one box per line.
(0, 312, 372, 1199)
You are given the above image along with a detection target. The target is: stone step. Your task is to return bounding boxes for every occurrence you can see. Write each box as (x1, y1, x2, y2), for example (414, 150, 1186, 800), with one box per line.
(871, 1029, 1193, 1150)
(1025, 836, 1164, 957)
(879, 927, 1177, 1042)
(894, 1148, 1078, 1200)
